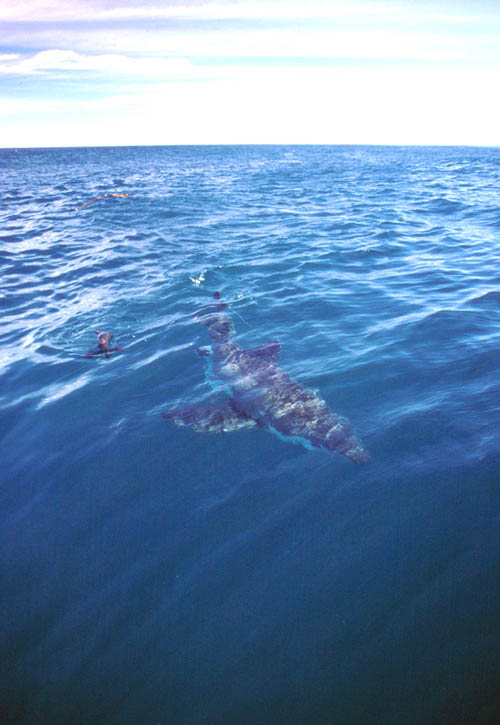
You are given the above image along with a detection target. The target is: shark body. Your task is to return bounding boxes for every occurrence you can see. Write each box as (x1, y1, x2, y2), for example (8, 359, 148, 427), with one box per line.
(164, 293, 370, 464)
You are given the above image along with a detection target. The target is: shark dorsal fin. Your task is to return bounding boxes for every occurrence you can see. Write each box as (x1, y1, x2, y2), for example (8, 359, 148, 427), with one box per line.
(245, 340, 281, 363)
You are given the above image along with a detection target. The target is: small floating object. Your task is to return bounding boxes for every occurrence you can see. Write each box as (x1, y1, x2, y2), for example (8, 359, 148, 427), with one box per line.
(77, 192, 129, 210)
(84, 330, 124, 359)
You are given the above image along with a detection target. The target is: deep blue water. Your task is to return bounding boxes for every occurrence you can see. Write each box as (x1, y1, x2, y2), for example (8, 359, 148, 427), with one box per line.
(1, 145, 500, 724)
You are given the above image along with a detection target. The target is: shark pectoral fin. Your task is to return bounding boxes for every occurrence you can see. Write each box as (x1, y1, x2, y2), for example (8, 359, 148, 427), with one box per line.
(163, 397, 257, 433)
(245, 340, 281, 363)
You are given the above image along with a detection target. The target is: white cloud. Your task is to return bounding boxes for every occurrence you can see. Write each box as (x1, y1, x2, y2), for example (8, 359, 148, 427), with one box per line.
(4, 24, 498, 64)
(0, 0, 498, 23)
(2, 63, 499, 147)
(0, 49, 198, 77)
(1, 1, 499, 63)
(0, 0, 413, 22)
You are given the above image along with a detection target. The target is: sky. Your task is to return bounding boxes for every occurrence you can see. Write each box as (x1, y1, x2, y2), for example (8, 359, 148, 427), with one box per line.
(0, 0, 499, 147)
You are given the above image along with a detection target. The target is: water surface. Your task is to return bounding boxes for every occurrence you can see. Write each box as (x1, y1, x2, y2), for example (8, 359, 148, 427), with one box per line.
(1, 145, 500, 724)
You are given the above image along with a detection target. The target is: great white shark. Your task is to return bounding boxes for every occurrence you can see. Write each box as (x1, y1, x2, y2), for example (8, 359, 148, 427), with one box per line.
(163, 292, 370, 464)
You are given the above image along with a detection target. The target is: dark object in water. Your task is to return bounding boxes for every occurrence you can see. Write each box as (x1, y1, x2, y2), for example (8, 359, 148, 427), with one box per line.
(77, 193, 129, 210)
(163, 293, 370, 464)
(84, 330, 124, 359)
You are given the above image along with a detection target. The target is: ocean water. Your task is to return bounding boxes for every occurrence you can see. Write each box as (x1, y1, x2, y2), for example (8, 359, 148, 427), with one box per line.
(1, 144, 500, 724)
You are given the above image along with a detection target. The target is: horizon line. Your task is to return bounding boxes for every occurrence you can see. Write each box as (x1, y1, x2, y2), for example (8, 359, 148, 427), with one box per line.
(2, 142, 499, 151)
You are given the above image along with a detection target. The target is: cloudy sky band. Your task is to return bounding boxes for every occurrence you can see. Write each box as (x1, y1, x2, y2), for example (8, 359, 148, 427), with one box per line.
(1, 0, 499, 147)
